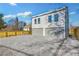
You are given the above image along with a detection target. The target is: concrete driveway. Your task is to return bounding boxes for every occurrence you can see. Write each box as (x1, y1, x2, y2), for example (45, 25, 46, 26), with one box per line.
(0, 35, 79, 56)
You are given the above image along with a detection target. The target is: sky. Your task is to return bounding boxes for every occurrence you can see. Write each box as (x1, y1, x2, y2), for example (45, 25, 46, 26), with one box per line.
(0, 3, 79, 26)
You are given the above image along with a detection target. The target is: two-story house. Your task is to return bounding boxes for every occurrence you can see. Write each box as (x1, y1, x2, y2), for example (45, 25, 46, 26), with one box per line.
(32, 7, 69, 39)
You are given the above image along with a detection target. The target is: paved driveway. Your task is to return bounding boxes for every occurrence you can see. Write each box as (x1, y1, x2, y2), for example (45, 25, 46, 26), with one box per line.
(0, 35, 79, 56)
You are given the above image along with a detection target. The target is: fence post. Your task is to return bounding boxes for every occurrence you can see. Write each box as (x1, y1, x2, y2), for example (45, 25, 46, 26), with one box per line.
(6, 32, 7, 37)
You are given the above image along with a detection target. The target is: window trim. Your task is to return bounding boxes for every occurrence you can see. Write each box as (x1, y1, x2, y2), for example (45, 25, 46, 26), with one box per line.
(54, 14, 59, 22)
(38, 18, 40, 24)
(34, 19, 37, 24)
(48, 15, 52, 23)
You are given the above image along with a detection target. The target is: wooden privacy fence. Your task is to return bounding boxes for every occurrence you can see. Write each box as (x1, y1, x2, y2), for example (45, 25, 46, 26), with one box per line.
(0, 31, 32, 38)
(74, 28, 79, 40)
(69, 27, 79, 40)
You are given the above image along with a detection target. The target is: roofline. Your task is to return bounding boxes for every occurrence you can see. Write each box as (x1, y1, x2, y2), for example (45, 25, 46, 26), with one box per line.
(32, 6, 68, 18)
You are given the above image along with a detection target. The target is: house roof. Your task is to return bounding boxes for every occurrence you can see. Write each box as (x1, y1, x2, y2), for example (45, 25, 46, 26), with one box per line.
(24, 25, 31, 28)
(32, 6, 67, 18)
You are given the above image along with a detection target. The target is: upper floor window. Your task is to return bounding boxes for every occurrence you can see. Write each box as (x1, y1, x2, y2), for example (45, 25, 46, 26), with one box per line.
(54, 14, 59, 22)
(48, 15, 52, 23)
(34, 19, 37, 24)
(38, 18, 40, 24)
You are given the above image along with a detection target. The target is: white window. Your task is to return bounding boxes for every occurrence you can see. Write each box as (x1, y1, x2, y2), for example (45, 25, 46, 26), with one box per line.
(34, 19, 37, 24)
(38, 18, 40, 24)
(54, 14, 59, 22)
(48, 15, 52, 23)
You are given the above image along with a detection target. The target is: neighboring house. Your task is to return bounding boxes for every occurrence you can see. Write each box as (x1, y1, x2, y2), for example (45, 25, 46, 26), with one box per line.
(32, 7, 69, 38)
(18, 21, 26, 31)
(23, 24, 32, 31)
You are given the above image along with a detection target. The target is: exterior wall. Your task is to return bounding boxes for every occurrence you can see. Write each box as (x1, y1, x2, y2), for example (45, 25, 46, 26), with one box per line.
(32, 28, 43, 36)
(45, 27, 65, 38)
(32, 7, 69, 38)
(32, 15, 48, 28)
(32, 9, 66, 28)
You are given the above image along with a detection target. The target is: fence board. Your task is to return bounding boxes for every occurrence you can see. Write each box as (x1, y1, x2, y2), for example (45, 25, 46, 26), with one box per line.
(0, 31, 32, 38)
